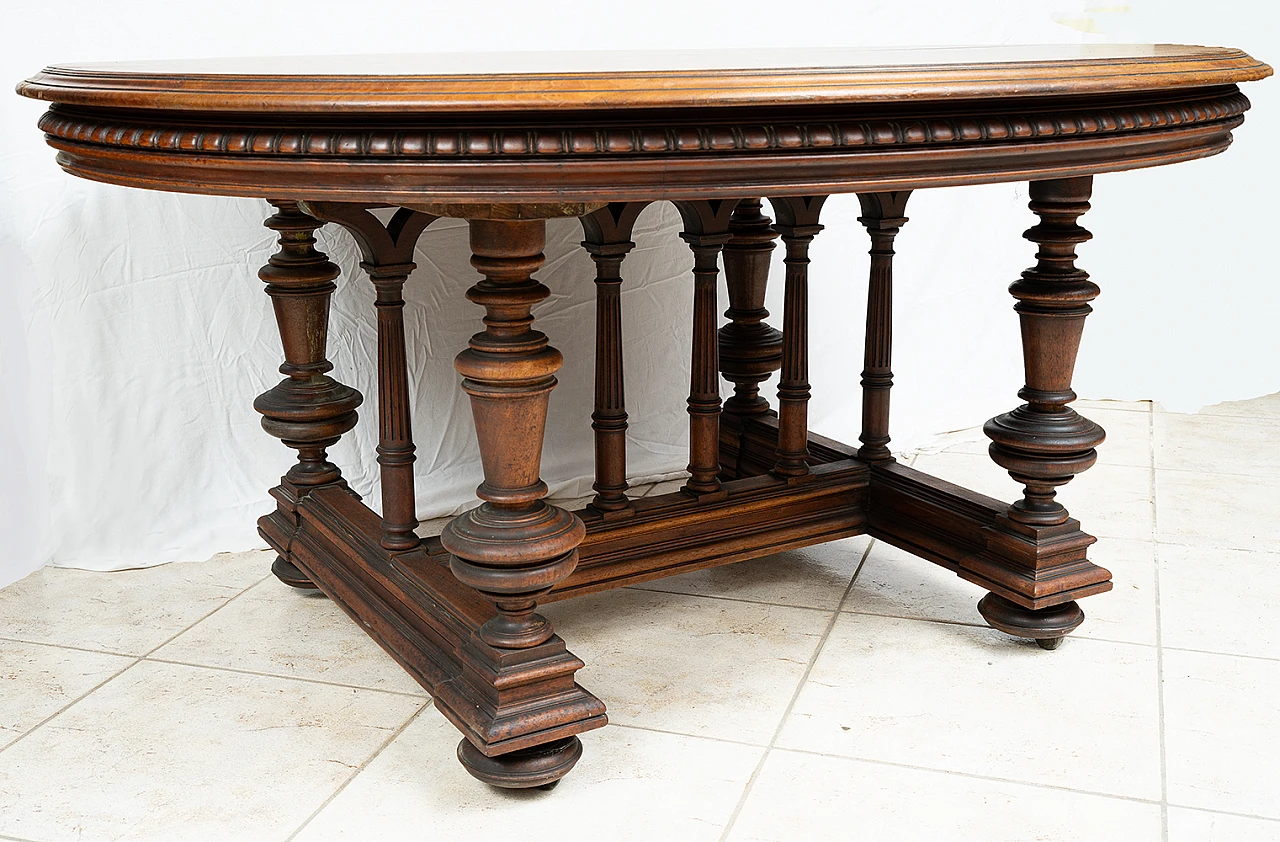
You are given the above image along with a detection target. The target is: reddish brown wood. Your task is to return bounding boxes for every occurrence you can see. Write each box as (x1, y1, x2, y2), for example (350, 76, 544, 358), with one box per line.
(253, 202, 363, 588)
(580, 203, 650, 513)
(301, 203, 437, 551)
(768, 196, 827, 477)
(855, 191, 912, 462)
(674, 200, 739, 496)
(720, 199, 782, 420)
(18, 47, 1271, 789)
(437, 218, 603, 786)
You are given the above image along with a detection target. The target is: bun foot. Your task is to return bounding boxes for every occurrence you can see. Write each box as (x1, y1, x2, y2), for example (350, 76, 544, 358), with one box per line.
(271, 556, 319, 590)
(457, 736, 583, 789)
(977, 593, 1083, 647)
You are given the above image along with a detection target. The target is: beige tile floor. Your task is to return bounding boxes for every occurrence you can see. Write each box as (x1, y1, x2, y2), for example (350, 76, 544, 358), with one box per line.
(1, 397, 1278, 841)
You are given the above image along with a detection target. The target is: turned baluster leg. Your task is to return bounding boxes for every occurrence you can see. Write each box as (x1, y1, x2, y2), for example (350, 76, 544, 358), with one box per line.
(855, 192, 912, 462)
(674, 200, 738, 496)
(440, 218, 589, 786)
(768, 196, 827, 477)
(580, 203, 649, 513)
(299, 203, 437, 551)
(720, 199, 782, 420)
(254, 201, 363, 588)
(979, 176, 1108, 650)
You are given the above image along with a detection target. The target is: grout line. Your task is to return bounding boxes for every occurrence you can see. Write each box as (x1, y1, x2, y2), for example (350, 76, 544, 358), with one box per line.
(143, 656, 430, 699)
(0, 635, 140, 659)
(610, 722, 767, 750)
(717, 537, 877, 842)
(284, 701, 433, 842)
(773, 745, 1169, 808)
(1163, 805, 1280, 825)
(1149, 403, 1170, 842)
(0, 834, 41, 842)
(1160, 645, 1280, 664)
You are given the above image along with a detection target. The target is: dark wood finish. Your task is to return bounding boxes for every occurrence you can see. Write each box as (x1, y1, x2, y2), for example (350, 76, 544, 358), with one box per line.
(580, 203, 650, 514)
(674, 200, 739, 497)
(253, 201, 363, 589)
(720, 199, 782, 420)
(768, 196, 827, 478)
(855, 191, 912, 462)
(19, 46, 1270, 790)
(299, 203, 438, 551)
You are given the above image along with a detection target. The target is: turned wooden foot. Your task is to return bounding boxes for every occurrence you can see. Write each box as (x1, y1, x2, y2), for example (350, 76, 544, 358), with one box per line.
(977, 592, 1084, 647)
(271, 556, 318, 590)
(457, 736, 584, 789)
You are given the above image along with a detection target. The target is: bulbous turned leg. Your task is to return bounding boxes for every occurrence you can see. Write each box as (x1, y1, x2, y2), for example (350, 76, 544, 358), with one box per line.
(441, 217, 601, 789)
(457, 736, 584, 789)
(977, 593, 1085, 650)
(254, 201, 363, 592)
(972, 177, 1112, 647)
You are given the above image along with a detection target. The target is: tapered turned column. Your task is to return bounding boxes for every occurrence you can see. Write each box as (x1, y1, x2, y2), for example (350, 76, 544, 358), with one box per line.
(580, 203, 649, 513)
(768, 196, 827, 477)
(855, 191, 912, 462)
(300, 203, 437, 552)
(253, 201, 363, 588)
(720, 199, 782, 419)
(440, 218, 591, 785)
(978, 176, 1108, 649)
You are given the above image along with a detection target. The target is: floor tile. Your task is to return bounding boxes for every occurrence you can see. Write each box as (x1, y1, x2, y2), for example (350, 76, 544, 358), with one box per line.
(1154, 411, 1280, 478)
(293, 709, 762, 842)
(844, 538, 1156, 646)
(1163, 649, 1280, 819)
(1167, 807, 1280, 841)
(910, 451, 1154, 542)
(153, 578, 426, 696)
(632, 536, 870, 611)
(1155, 470, 1280, 552)
(542, 588, 830, 744)
(1159, 544, 1280, 660)
(842, 539, 986, 625)
(0, 550, 272, 655)
(776, 613, 1162, 799)
(0, 640, 133, 749)
(1194, 390, 1280, 419)
(0, 660, 424, 842)
(729, 749, 1161, 842)
(929, 407, 1151, 469)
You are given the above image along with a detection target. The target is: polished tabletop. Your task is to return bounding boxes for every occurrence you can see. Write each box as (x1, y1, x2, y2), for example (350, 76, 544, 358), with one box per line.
(18, 44, 1271, 112)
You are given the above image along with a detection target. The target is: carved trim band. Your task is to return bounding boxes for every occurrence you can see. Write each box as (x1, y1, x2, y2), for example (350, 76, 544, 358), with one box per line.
(41, 90, 1248, 160)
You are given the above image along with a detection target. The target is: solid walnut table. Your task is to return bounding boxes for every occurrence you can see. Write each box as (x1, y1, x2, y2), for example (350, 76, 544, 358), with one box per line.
(19, 45, 1271, 789)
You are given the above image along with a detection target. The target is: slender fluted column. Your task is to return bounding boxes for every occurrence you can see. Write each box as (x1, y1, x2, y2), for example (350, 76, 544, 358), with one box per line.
(768, 196, 827, 477)
(855, 191, 912, 462)
(299, 203, 437, 551)
(580, 202, 649, 513)
(254, 201, 363, 587)
(674, 199, 739, 496)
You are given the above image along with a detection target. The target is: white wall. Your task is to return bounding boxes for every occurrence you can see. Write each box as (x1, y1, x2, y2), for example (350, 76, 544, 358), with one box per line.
(1, 1, 1276, 587)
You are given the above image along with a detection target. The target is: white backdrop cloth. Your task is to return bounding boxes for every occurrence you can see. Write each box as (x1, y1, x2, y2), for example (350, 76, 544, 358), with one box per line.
(1, 1, 1276, 586)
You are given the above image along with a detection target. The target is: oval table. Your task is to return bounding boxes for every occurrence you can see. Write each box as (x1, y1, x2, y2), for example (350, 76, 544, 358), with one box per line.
(18, 45, 1272, 789)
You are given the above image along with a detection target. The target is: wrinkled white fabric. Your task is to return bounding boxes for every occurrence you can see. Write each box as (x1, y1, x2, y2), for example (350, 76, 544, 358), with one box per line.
(1, 1, 1276, 586)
